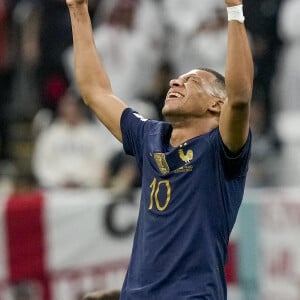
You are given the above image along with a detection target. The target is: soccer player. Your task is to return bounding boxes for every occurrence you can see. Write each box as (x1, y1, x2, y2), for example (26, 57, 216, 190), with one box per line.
(66, 0, 253, 299)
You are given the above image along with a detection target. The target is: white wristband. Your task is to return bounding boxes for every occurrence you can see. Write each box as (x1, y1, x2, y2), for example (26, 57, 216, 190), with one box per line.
(227, 5, 245, 23)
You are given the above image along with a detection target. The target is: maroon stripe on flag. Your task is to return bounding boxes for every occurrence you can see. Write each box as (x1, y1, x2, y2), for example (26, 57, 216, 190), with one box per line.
(5, 191, 51, 299)
(225, 242, 237, 284)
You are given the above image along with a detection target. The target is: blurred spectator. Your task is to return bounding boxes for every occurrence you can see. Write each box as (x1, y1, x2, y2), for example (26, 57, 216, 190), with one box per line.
(274, 111, 300, 187)
(64, 0, 163, 107)
(32, 88, 118, 189)
(36, 0, 74, 110)
(246, 95, 281, 187)
(10, 0, 101, 117)
(0, 159, 16, 195)
(177, 6, 228, 75)
(243, 0, 283, 133)
(270, 0, 300, 187)
(9, 0, 41, 120)
(162, 0, 222, 75)
(162, 0, 220, 36)
(275, 0, 300, 111)
(134, 0, 165, 56)
(241, 0, 283, 187)
(0, 0, 14, 160)
(101, 150, 141, 198)
(92, 0, 124, 27)
(1, 0, 293, 191)
(140, 2, 228, 120)
(141, 60, 174, 121)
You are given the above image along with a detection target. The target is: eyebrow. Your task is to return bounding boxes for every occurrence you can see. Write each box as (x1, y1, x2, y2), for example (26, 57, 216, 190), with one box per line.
(182, 74, 226, 99)
(181, 74, 200, 81)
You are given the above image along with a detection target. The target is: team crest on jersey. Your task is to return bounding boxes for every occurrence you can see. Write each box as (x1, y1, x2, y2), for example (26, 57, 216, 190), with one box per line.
(154, 153, 170, 175)
(178, 148, 193, 163)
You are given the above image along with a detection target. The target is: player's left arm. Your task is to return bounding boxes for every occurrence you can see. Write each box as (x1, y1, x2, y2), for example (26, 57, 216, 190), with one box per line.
(219, 0, 254, 153)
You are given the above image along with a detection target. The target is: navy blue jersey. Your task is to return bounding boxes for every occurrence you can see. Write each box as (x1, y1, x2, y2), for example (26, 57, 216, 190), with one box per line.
(120, 108, 251, 300)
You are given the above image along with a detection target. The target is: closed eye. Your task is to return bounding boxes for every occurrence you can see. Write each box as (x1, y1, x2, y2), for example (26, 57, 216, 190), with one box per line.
(183, 76, 201, 86)
(190, 78, 201, 85)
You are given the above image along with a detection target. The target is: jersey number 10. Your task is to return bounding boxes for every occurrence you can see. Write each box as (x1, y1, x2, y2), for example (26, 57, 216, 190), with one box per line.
(148, 178, 172, 212)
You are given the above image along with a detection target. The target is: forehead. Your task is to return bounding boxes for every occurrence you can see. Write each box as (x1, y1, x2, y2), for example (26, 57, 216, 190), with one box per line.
(179, 69, 214, 81)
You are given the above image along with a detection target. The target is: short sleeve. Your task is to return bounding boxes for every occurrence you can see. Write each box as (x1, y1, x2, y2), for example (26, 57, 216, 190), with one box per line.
(120, 108, 148, 157)
(213, 128, 252, 178)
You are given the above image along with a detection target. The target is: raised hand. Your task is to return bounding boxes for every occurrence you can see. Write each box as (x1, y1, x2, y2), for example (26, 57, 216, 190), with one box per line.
(66, 0, 87, 7)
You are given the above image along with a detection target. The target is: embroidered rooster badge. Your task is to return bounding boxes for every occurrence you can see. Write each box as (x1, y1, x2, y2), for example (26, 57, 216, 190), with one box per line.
(178, 149, 193, 164)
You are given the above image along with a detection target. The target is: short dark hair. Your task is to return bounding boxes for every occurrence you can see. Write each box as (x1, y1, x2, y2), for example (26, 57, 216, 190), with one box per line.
(199, 68, 226, 99)
(199, 68, 225, 88)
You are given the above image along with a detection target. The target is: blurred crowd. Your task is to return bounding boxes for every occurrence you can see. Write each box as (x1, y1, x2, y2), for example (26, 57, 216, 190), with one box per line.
(0, 0, 299, 195)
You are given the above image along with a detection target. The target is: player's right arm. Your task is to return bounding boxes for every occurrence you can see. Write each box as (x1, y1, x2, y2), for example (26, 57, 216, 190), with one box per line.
(66, 0, 128, 142)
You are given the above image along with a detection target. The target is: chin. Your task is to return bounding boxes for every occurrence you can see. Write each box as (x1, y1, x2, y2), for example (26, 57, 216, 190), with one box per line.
(162, 108, 184, 121)
(162, 106, 173, 118)
(161, 104, 168, 115)
(162, 101, 177, 115)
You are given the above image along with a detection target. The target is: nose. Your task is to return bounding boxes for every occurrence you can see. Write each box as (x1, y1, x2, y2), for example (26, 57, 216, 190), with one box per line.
(169, 78, 184, 88)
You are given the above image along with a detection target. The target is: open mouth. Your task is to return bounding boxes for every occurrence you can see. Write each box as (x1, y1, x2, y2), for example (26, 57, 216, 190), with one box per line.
(167, 92, 184, 100)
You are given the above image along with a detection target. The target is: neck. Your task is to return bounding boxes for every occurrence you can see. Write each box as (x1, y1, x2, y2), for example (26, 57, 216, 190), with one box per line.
(168, 116, 218, 147)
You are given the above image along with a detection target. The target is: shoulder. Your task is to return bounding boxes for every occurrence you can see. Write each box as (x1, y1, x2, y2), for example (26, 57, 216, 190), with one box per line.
(207, 127, 251, 147)
(121, 107, 170, 133)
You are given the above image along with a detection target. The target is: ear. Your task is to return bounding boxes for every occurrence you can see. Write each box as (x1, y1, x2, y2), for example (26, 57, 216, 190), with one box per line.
(208, 99, 224, 114)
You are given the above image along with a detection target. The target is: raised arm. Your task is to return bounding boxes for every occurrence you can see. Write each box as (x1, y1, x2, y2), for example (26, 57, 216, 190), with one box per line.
(219, 0, 254, 152)
(66, 0, 127, 142)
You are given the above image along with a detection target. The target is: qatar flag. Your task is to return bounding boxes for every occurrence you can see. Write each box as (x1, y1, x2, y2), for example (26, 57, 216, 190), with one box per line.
(0, 189, 241, 300)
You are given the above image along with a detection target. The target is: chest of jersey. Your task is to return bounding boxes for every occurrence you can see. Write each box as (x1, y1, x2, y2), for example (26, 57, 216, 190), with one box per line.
(141, 135, 221, 218)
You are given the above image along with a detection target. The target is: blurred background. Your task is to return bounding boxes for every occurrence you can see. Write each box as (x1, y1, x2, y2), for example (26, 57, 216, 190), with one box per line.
(0, 0, 300, 299)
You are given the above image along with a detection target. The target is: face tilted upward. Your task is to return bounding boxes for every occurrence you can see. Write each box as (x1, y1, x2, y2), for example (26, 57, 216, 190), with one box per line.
(162, 69, 225, 120)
